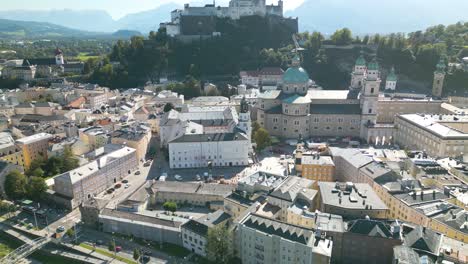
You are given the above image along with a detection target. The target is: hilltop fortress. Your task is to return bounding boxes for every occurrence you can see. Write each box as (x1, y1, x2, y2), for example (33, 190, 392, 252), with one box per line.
(160, 0, 297, 39)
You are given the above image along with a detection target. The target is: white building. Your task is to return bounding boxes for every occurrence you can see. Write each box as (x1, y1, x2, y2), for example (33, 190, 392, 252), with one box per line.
(53, 146, 138, 209)
(395, 113, 468, 158)
(237, 213, 332, 264)
(181, 210, 231, 257)
(154, 90, 184, 107)
(159, 106, 239, 147)
(168, 131, 249, 168)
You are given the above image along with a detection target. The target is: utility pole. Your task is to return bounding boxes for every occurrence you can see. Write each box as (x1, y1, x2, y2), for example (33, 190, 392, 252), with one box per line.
(33, 210, 38, 230)
(45, 216, 50, 235)
(74, 222, 78, 244)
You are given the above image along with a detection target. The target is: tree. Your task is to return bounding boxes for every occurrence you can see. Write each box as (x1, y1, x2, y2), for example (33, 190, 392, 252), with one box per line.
(330, 28, 352, 45)
(62, 146, 80, 172)
(66, 228, 75, 238)
(109, 240, 116, 252)
(163, 103, 175, 113)
(4, 170, 27, 200)
(133, 248, 141, 261)
(27, 177, 47, 201)
(253, 127, 271, 152)
(206, 225, 233, 263)
(162, 202, 177, 213)
(31, 168, 45, 178)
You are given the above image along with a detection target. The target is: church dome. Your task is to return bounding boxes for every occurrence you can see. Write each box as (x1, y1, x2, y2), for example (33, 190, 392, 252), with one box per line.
(387, 67, 397, 82)
(367, 58, 379, 71)
(283, 66, 309, 84)
(355, 54, 366, 66)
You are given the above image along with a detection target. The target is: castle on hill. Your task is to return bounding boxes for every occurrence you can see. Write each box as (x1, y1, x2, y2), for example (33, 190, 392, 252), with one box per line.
(160, 0, 296, 39)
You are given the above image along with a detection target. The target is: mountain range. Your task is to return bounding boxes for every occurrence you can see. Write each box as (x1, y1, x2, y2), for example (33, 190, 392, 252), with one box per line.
(286, 0, 468, 35)
(0, 19, 141, 39)
(0, 3, 180, 33)
(0, 0, 466, 35)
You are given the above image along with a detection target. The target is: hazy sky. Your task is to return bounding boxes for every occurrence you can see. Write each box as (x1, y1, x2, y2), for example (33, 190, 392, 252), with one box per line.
(0, 0, 305, 19)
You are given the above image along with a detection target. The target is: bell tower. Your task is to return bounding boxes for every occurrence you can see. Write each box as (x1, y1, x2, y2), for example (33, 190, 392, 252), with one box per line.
(360, 57, 381, 139)
(55, 48, 64, 65)
(350, 51, 367, 90)
(432, 58, 446, 98)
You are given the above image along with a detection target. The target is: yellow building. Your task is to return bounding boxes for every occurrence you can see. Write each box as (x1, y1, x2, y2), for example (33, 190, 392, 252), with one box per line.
(111, 127, 151, 161)
(15, 133, 52, 169)
(371, 179, 467, 243)
(299, 154, 335, 182)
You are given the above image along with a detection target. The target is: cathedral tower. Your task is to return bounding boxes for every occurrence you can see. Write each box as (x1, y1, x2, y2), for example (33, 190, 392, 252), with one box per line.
(238, 96, 253, 153)
(238, 96, 252, 142)
(350, 51, 367, 90)
(385, 66, 397, 90)
(55, 48, 64, 65)
(432, 58, 446, 98)
(360, 57, 381, 139)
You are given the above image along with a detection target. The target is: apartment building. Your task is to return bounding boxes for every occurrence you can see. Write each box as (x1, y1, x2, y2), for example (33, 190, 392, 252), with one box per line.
(16, 133, 52, 169)
(318, 182, 389, 220)
(78, 127, 109, 150)
(111, 124, 151, 161)
(53, 146, 138, 209)
(298, 154, 335, 182)
(395, 114, 468, 158)
(237, 213, 332, 264)
(168, 132, 249, 169)
(0, 132, 24, 167)
(181, 210, 231, 257)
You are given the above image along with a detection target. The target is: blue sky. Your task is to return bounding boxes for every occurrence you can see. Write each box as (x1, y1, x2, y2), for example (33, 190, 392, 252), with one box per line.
(0, 0, 305, 19)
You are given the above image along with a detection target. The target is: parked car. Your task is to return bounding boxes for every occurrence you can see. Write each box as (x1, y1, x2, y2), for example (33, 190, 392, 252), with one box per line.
(107, 188, 114, 194)
(135, 171, 141, 175)
(122, 179, 129, 184)
(174, 175, 182, 181)
(96, 240, 104, 245)
(124, 184, 130, 189)
(143, 162, 151, 167)
(115, 183, 122, 189)
(56, 226, 65, 233)
(115, 246, 122, 252)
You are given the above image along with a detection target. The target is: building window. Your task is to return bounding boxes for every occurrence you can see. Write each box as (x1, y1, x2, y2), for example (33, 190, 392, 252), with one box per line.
(368, 108, 372, 114)
(284, 120, 287, 124)
(273, 118, 278, 123)
(370, 87, 374, 94)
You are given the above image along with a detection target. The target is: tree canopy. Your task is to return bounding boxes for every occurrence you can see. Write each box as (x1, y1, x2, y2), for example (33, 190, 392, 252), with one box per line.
(206, 225, 233, 263)
(4, 170, 47, 201)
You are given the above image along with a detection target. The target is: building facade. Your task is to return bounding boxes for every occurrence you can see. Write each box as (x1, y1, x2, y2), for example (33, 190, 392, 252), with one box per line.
(53, 146, 138, 209)
(16, 133, 52, 169)
(395, 114, 468, 158)
(237, 213, 332, 264)
(168, 132, 249, 169)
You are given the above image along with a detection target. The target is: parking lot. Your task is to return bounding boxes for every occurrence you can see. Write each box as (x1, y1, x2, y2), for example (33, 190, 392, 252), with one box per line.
(12, 202, 72, 233)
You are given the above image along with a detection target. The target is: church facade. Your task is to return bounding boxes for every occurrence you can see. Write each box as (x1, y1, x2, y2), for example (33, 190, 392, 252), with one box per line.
(256, 53, 447, 144)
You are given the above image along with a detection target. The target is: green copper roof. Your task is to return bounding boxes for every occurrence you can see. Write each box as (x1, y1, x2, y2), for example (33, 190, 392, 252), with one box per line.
(282, 94, 311, 104)
(355, 54, 366, 66)
(367, 58, 379, 71)
(387, 67, 397, 82)
(283, 66, 309, 84)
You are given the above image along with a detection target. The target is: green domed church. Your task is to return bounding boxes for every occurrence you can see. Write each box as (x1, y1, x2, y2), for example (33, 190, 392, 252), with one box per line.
(256, 53, 382, 141)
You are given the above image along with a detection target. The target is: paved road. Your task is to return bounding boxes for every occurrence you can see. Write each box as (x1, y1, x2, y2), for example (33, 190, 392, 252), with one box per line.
(79, 227, 188, 264)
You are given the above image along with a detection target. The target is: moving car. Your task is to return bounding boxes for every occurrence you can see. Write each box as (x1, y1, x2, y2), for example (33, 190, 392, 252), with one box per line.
(56, 226, 65, 233)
